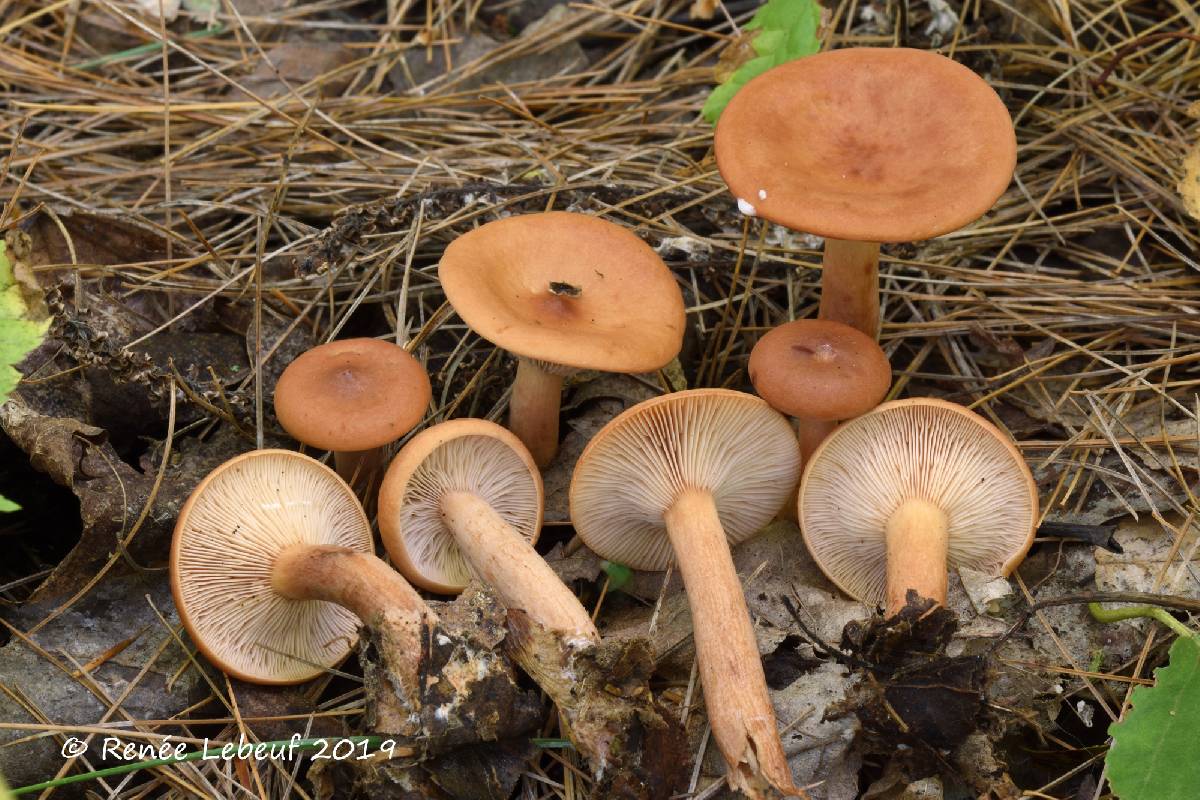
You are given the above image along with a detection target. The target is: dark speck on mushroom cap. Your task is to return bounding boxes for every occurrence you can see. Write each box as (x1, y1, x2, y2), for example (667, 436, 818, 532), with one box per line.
(714, 47, 1017, 243)
(749, 319, 891, 421)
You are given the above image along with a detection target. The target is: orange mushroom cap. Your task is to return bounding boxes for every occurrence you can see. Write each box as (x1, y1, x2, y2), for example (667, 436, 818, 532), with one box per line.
(714, 48, 1016, 243)
(799, 398, 1038, 607)
(438, 212, 686, 373)
(749, 319, 891, 420)
(273, 338, 431, 452)
(377, 419, 543, 595)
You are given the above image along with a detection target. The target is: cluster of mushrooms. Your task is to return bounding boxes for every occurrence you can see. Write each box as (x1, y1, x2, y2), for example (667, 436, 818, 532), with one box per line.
(170, 49, 1040, 798)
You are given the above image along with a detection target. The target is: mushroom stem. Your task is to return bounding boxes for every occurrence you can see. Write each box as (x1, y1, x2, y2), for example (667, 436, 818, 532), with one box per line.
(818, 239, 881, 340)
(272, 544, 434, 625)
(663, 488, 797, 797)
(509, 358, 565, 468)
(796, 418, 837, 464)
(440, 490, 598, 640)
(885, 498, 950, 617)
(333, 449, 385, 497)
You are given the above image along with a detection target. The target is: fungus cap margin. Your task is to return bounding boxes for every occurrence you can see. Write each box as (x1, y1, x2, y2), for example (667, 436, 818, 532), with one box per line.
(569, 388, 801, 571)
(798, 397, 1038, 607)
(378, 418, 543, 594)
(170, 449, 373, 685)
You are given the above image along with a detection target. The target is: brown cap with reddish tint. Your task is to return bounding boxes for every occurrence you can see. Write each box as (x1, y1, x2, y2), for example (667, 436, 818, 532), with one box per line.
(749, 319, 891, 421)
(438, 212, 685, 373)
(714, 48, 1016, 243)
(377, 418, 543, 595)
(274, 338, 431, 452)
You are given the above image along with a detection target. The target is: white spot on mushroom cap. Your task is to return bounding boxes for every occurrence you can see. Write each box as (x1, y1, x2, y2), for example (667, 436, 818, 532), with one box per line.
(757, 189, 767, 201)
(736, 197, 757, 217)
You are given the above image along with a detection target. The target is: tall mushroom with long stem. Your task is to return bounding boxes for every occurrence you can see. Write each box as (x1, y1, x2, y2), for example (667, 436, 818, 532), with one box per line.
(438, 211, 686, 467)
(714, 47, 1017, 339)
(749, 319, 891, 464)
(570, 389, 803, 798)
(273, 337, 431, 497)
(378, 419, 686, 796)
(171, 449, 433, 691)
(799, 398, 1038, 617)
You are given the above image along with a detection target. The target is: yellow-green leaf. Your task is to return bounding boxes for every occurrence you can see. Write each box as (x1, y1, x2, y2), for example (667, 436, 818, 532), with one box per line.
(1107, 635, 1200, 800)
(1, 240, 50, 512)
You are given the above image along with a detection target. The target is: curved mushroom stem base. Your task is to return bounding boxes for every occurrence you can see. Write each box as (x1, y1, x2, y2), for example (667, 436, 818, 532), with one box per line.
(510, 358, 565, 468)
(885, 498, 950, 618)
(441, 490, 598, 640)
(818, 239, 881, 341)
(664, 489, 798, 798)
(271, 544, 435, 702)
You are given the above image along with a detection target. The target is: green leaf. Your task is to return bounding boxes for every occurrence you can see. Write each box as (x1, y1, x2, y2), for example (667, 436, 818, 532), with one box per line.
(601, 560, 632, 591)
(0, 240, 50, 512)
(702, 0, 823, 124)
(1107, 635, 1200, 800)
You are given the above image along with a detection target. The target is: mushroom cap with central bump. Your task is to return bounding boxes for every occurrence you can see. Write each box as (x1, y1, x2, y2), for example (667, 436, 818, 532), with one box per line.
(274, 338, 431, 452)
(569, 389, 801, 570)
(438, 211, 686, 373)
(378, 419, 543, 594)
(714, 47, 1017, 243)
(799, 398, 1038, 607)
(749, 318, 891, 421)
(170, 449, 373, 684)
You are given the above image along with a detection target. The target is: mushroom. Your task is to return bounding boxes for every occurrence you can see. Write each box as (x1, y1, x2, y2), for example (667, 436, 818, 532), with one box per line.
(171, 449, 434, 687)
(799, 398, 1038, 617)
(378, 418, 685, 791)
(570, 389, 802, 797)
(273, 337, 431, 495)
(748, 318, 891, 463)
(714, 47, 1016, 339)
(438, 211, 686, 467)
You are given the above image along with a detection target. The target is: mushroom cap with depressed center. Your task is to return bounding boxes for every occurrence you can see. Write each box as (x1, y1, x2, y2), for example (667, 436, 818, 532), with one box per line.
(171, 449, 373, 684)
(749, 319, 891, 421)
(378, 419, 543, 594)
(798, 398, 1038, 607)
(274, 338, 431, 452)
(438, 212, 686, 373)
(570, 389, 801, 571)
(714, 48, 1017, 243)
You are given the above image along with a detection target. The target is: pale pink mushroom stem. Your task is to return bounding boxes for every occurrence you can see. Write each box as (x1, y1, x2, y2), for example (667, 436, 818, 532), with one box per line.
(663, 488, 797, 797)
(509, 358, 565, 468)
(818, 239, 881, 340)
(885, 498, 950, 617)
(272, 544, 434, 624)
(440, 491, 597, 640)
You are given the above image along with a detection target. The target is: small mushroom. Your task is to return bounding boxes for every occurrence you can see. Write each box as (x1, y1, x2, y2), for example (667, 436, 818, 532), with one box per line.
(438, 211, 686, 467)
(378, 419, 685, 790)
(749, 318, 891, 463)
(273, 337, 431, 495)
(570, 389, 802, 798)
(171, 449, 434, 686)
(799, 398, 1038, 617)
(714, 48, 1016, 339)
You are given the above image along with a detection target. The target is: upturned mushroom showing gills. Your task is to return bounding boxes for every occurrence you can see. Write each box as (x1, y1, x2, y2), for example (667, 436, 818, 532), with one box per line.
(749, 318, 891, 463)
(438, 211, 686, 467)
(377, 418, 686, 793)
(799, 398, 1038, 618)
(171, 449, 434, 686)
(570, 389, 802, 798)
(274, 337, 431, 494)
(714, 48, 1016, 339)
